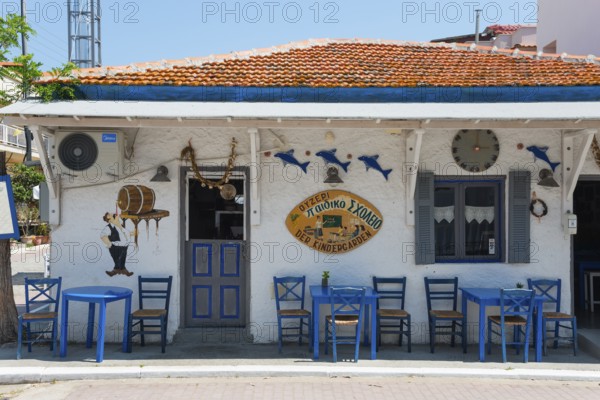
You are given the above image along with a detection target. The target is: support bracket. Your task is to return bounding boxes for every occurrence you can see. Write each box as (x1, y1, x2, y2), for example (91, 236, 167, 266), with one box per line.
(30, 125, 61, 226)
(562, 129, 597, 220)
(405, 129, 424, 226)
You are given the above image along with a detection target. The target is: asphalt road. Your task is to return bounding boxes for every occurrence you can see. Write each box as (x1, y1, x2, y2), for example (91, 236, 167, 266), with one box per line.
(2, 377, 600, 400)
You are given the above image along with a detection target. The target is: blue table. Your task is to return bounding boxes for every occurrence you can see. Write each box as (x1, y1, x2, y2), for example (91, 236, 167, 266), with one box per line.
(60, 286, 132, 363)
(310, 285, 378, 360)
(460, 288, 545, 362)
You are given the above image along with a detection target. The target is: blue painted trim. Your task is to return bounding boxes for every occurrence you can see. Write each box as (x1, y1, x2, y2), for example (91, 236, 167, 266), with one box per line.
(74, 84, 600, 103)
(0, 176, 20, 240)
(220, 243, 241, 277)
(192, 285, 212, 319)
(220, 285, 240, 319)
(192, 243, 212, 277)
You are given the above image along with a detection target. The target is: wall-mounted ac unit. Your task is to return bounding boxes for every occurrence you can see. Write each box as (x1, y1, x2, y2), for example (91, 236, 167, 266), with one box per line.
(51, 131, 125, 180)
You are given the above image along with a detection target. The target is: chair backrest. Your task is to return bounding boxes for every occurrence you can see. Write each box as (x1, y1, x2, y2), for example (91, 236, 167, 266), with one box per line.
(24, 277, 62, 314)
(372, 277, 406, 310)
(527, 278, 560, 313)
(328, 287, 366, 323)
(424, 277, 458, 311)
(499, 288, 535, 322)
(138, 276, 173, 315)
(273, 276, 306, 311)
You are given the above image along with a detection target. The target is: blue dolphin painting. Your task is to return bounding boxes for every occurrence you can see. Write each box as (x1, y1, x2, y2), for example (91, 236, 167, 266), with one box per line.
(526, 145, 561, 172)
(274, 150, 310, 173)
(315, 149, 351, 172)
(358, 155, 393, 181)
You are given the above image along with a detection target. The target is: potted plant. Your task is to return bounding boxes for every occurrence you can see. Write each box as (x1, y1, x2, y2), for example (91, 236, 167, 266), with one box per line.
(34, 223, 50, 245)
(322, 271, 330, 287)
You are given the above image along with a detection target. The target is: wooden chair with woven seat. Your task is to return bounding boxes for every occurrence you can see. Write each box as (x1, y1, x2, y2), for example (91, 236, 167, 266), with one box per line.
(325, 287, 366, 362)
(17, 277, 62, 360)
(372, 277, 411, 352)
(424, 277, 466, 354)
(527, 278, 577, 356)
(487, 288, 535, 362)
(127, 276, 173, 353)
(273, 276, 311, 353)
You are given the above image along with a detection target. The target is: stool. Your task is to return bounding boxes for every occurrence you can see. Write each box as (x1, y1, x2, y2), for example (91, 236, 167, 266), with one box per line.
(588, 272, 600, 312)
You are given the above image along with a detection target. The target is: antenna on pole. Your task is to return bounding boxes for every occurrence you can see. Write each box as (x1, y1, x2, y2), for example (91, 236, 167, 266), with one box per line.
(474, 9, 483, 45)
(68, 0, 102, 68)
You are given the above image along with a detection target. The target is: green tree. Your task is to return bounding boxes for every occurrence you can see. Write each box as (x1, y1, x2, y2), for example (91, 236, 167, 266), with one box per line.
(8, 163, 44, 205)
(0, 14, 75, 343)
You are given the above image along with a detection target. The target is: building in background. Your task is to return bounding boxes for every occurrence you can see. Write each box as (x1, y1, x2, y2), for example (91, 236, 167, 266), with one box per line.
(432, 24, 537, 51)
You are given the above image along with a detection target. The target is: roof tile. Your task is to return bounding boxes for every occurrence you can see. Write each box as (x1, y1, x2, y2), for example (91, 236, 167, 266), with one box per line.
(42, 39, 600, 88)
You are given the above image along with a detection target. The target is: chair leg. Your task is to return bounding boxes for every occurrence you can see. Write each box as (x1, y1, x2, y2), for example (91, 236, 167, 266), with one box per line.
(353, 324, 360, 363)
(26, 322, 32, 353)
(324, 319, 329, 355)
(487, 319, 492, 355)
(51, 319, 58, 355)
(140, 320, 146, 346)
(277, 317, 283, 354)
(450, 320, 456, 347)
(406, 317, 412, 353)
(542, 318, 548, 357)
(515, 326, 521, 355)
(17, 318, 23, 360)
(462, 317, 467, 353)
(376, 317, 380, 352)
(429, 317, 435, 354)
(161, 317, 166, 353)
(127, 315, 133, 353)
(553, 320, 560, 349)
(572, 318, 578, 356)
(500, 325, 507, 363)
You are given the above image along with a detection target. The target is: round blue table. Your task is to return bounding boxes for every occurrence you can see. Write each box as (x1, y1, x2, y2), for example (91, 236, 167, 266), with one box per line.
(60, 286, 132, 363)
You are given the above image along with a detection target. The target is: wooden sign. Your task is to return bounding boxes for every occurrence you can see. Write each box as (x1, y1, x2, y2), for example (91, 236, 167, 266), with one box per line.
(286, 190, 383, 254)
(0, 176, 20, 240)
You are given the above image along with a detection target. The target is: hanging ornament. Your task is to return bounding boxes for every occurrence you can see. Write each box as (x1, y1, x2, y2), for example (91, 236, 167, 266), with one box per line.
(181, 138, 237, 190)
(220, 183, 237, 200)
(529, 191, 548, 223)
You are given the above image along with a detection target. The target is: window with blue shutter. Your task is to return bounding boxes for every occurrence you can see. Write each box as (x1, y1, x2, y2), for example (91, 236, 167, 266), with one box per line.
(508, 170, 531, 263)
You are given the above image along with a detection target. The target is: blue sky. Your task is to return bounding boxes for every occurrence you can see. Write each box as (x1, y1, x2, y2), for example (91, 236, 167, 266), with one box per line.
(5, 0, 538, 70)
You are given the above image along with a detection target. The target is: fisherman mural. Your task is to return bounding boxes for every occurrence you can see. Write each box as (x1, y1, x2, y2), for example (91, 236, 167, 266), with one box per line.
(286, 190, 383, 254)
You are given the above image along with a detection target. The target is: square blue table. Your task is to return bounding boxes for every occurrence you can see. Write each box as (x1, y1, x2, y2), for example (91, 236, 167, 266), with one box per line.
(310, 285, 378, 360)
(60, 286, 132, 363)
(460, 287, 546, 362)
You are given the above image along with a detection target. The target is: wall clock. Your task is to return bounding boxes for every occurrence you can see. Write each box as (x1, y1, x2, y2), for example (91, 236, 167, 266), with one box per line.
(452, 129, 500, 172)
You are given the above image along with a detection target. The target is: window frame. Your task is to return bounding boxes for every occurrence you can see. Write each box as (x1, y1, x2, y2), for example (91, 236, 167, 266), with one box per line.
(434, 176, 505, 264)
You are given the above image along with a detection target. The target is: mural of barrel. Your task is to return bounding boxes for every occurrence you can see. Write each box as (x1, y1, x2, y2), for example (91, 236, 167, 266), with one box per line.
(117, 185, 156, 215)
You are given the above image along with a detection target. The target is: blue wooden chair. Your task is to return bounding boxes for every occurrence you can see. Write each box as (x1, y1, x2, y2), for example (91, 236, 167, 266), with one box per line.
(273, 276, 311, 353)
(127, 276, 173, 353)
(487, 288, 535, 363)
(17, 277, 62, 359)
(325, 287, 366, 362)
(527, 278, 577, 356)
(424, 277, 466, 353)
(372, 277, 411, 352)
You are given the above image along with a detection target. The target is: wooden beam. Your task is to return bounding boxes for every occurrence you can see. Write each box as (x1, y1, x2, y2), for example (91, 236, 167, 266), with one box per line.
(405, 129, 424, 226)
(249, 128, 261, 226)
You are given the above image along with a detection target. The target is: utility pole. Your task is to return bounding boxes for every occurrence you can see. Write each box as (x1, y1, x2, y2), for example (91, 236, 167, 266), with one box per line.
(475, 9, 483, 45)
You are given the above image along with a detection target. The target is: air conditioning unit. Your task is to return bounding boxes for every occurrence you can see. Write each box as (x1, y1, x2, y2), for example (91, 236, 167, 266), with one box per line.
(51, 130, 125, 181)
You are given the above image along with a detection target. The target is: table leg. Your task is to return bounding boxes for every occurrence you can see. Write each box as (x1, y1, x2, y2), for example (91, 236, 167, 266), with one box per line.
(363, 304, 370, 346)
(478, 301, 486, 362)
(461, 295, 468, 355)
(86, 303, 95, 348)
(535, 300, 543, 362)
(122, 295, 131, 353)
(370, 300, 376, 360)
(60, 297, 68, 357)
(96, 301, 107, 363)
(312, 299, 319, 359)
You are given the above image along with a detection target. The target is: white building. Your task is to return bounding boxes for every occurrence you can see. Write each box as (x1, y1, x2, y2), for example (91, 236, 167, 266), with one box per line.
(537, 0, 600, 55)
(2, 39, 600, 355)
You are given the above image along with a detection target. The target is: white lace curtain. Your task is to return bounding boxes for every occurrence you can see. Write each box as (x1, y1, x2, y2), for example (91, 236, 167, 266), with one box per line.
(434, 206, 495, 224)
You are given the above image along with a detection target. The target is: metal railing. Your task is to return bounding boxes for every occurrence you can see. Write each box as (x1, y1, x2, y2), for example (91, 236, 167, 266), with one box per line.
(0, 123, 46, 154)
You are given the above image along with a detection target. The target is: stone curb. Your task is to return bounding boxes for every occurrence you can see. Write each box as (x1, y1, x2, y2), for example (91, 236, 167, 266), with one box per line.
(1, 365, 600, 384)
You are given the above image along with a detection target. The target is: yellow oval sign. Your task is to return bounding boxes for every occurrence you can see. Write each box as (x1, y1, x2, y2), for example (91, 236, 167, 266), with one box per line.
(285, 190, 383, 254)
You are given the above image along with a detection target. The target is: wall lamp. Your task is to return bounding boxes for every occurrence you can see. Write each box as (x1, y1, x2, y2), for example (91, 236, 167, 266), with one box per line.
(324, 166, 343, 186)
(150, 165, 171, 182)
(538, 168, 559, 187)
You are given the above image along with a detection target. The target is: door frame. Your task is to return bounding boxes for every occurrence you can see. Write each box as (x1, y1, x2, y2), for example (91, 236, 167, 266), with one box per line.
(179, 166, 251, 328)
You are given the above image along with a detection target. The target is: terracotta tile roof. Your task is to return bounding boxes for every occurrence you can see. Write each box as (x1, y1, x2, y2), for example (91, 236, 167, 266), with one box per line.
(42, 39, 600, 88)
(486, 24, 534, 35)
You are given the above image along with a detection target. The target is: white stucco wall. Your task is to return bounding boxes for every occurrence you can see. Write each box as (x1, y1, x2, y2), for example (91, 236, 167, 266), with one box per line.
(538, 0, 600, 56)
(48, 125, 575, 345)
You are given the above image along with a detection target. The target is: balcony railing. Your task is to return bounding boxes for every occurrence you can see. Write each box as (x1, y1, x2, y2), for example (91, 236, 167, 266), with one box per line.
(0, 123, 46, 154)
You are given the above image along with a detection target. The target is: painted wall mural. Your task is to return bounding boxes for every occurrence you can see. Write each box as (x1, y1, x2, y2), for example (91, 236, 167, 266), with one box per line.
(101, 184, 170, 277)
(286, 190, 383, 254)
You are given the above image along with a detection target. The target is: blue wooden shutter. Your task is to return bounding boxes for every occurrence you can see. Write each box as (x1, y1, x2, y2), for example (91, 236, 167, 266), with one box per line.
(415, 172, 435, 265)
(508, 170, 531, 263)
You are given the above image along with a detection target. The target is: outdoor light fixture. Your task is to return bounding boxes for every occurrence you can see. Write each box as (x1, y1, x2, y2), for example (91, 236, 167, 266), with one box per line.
(538, 168, 559, 187)
(150, 165, 171, 182)
(324, 166, 343, 186)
